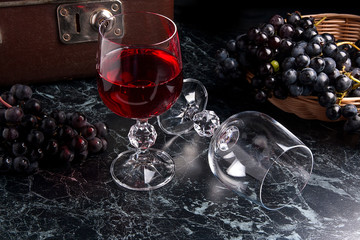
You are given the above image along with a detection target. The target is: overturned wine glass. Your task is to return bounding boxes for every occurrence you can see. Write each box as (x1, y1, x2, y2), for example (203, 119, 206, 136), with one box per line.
(158, 78, 314, 210)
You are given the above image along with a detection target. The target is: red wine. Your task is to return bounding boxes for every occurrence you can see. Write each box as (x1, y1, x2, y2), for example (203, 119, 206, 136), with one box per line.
(97, 48, 183, 119)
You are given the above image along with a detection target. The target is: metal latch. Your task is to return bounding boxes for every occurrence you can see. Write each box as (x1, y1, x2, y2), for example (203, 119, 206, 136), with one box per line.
(57, 1, 122, 44)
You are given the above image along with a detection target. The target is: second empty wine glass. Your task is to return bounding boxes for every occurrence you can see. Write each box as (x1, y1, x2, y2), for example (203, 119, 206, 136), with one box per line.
(158, 80, 313, 210)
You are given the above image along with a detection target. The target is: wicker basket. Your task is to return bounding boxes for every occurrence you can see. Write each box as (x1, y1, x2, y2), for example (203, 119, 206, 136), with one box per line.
(247, 13, 360, 122)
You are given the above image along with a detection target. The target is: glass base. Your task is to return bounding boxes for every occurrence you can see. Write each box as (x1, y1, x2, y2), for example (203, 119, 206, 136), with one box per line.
(110, 148, 175, 191)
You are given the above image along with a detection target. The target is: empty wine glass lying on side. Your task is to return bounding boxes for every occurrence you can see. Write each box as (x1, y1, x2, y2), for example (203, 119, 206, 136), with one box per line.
(158, 79, 313, 210)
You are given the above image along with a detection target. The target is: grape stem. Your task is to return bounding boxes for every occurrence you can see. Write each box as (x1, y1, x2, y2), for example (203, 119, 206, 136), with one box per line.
(0, 96, 12, 108)
(337, 92, 348, 105)
(337, 41, 360, 51)
(314, 16, 327, 26)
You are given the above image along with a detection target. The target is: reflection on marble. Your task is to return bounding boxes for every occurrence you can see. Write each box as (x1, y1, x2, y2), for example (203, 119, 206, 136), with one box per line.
(1, 21, 360, 240)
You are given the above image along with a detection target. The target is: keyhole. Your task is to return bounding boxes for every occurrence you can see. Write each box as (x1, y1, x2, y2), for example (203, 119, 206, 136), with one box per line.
(75, 13, 81, 33)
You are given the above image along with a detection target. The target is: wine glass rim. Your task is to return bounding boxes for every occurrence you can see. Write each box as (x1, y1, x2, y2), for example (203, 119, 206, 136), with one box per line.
(259, 144, 314, 210)
(99, 11, 178, 47)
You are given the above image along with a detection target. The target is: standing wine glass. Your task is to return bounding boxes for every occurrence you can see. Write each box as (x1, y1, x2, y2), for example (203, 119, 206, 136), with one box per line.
(97, 12, 183, 191)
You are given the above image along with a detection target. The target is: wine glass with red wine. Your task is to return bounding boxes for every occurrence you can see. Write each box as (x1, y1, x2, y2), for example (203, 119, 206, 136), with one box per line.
(97, 12, 182, 191)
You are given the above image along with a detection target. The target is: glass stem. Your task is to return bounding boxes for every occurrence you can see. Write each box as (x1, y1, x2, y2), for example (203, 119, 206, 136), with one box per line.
(128, 119, 157, 154)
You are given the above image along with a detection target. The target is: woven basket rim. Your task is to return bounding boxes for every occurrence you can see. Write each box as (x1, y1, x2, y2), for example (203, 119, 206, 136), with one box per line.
(303, 13, 360, 20)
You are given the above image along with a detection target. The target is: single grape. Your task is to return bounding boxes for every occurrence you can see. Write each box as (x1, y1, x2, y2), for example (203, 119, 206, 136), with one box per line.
(293, 27, 304, 41)
(302, 28, 317, 41)
(223, 58, 238, 72)
(12, 142, 28, 157)
(257, 62, 273, 76)
(26, 129, 45, 147)
(88, 137, 103, 153)
(45, 139, 59, 156)
(338, 43, 353, 53)
(58, 125, 77, 140)
(335, 50, 349, 66)
(318, 91, 336, 107)
(40, 117, 57, 136)
(70, 135, 88, 153)
(0, 155, 13, 172)
(344, 115, 360, 132)
(310, 34, 326, 46)
(268, 14, 284, 31)
(335, 74, 352, 92)
(281, 57, 295, 70)
(295, 54, 310, 68)
(273, 84, 288, 99)
(5, 107, 24, 123)
(247, 27, 261, 42)
(327, 68, 341, 84)
(13, 156, 30, 173)
(322, 42, 338, 58)
(342, 58, 352, 71)
(58, 145, 75, 163)
(313, 72, 329, 92)
(264, 76, 276, 89)
(21, 114, 38, 129)
(80, 125, 97, 140)
(279, 39, 294, 54)
(282, 68, 298, 85)
(287, 12, 301, 26)
(226, 39, 237, 52)
(300, 17, 314, 29)
(268, 35, 281, 49)
(342, 104, 358, 118)
(71, 112, 87, 129)
(24, 98, 42, 115)
(305, 42, 322, 57)
(298, 68, 317, 85)
(351, 68, 360, 79)
(323, 57, 336, 74)
(279, 24, 295, 39)
(254, 32, 268, 45)
(236, 34, 247, 51)
(261, 24, 275, 37)
(309, 57, 325, 73)
(326, 104, 342, 120)
(215, 48, 229, 62)
(256, 46, 273, 61)
(51, 110, 67, 124)
(349, 87, 360, 97)
(291, 43, 306, 57)
(288, 84, 303, 97)
(302, 85, 314, 96)
(94, 122, 108, 138)
(321, 33, 335, 43)
(100, 138, 108, 152)
(29, 148, 44, 162)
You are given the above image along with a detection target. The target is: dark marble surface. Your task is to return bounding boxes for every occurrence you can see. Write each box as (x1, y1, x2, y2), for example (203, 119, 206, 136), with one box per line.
(2, 6, 360, 240)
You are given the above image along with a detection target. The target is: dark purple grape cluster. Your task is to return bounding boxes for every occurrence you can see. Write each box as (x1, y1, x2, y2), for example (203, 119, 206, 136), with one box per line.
(215, 11, 360, 131)
(0, 84, 109, 175)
